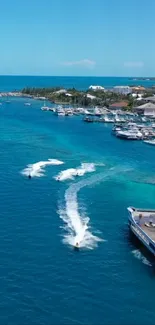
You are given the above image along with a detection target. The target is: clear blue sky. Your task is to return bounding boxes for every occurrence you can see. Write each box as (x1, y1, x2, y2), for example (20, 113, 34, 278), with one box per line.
(0, 0, 154, 76)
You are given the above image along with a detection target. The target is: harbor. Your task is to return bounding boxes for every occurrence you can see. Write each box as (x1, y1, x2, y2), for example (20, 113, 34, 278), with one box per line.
(41, 103, 155, 143)
(2, 88, 155, 143)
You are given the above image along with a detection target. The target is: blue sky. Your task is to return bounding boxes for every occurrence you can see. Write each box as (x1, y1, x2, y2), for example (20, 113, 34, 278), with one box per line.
(0, 0, 154, 76)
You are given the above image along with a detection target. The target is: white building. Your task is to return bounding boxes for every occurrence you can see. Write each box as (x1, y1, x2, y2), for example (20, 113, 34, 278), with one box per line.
(89, 85, 105, 91)
(55, 89, 67, 94)
(86, 94, 96, 100)
(134, 102, 155, 116)
(113, 86, 132, 95)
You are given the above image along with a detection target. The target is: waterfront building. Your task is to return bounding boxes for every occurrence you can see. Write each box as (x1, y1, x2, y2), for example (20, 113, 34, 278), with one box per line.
(113, 86, 132, 95)
(134, 102, 155, 116)
(89, 85, 105, 91)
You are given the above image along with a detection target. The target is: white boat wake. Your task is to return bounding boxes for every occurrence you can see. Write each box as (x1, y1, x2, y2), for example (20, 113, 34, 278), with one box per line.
(132, 249, 152, 266)
(21, 159, 64, 178)
(55, 163, 101, 181)
(58, 171, 112, 249)
(58, 166, 132, 249)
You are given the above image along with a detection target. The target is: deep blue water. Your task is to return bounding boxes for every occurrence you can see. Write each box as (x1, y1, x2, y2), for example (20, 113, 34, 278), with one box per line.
(1, 80, 155, 324)
(0, 75, 155, 91)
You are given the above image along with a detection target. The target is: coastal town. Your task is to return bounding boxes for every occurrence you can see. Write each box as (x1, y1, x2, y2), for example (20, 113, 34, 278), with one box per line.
(1, 84, 155, 143)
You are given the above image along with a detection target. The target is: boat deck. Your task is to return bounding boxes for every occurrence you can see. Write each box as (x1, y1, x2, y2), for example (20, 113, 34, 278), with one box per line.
(132, 209, 155, 242)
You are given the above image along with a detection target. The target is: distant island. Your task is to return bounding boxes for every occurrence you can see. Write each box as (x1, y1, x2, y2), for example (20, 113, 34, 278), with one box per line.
(129, 77, 155, 81)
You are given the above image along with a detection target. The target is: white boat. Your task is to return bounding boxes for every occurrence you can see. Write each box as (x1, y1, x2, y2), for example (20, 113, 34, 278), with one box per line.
(114, 114, 126, 123)
(65, 108, 73, 116)
(75, 107, 85, 114)
(24, 102, 31, 106)
(94, 107, 103, 116)
(41, 100, 50, 111)
(128, 207, 155, 256)
(103, 115, 114, 123)
(56, 106, 65, 116)
(144, 139, 155, 145)
(116, 130, 143, 140)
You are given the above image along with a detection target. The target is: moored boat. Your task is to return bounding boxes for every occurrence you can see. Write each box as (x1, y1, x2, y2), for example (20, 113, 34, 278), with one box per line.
(116, 130, 143, 140)
(55, 106, 65, 116)
(103, 115, 114, 123)
(41, 100, 50, 111)
(144, 139, 155, 145)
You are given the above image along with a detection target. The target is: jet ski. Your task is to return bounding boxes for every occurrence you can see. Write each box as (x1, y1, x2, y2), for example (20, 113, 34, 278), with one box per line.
(74, 242, 79, 250)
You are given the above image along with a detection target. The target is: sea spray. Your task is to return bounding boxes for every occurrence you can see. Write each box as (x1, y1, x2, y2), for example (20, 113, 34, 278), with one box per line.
(55, 162, 98, 181)
(21, 159, 64, 178)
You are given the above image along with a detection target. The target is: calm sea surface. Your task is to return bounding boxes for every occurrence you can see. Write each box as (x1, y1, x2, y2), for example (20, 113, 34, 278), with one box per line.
(0, 75, 155, 91)
(0, 76, 155, 325)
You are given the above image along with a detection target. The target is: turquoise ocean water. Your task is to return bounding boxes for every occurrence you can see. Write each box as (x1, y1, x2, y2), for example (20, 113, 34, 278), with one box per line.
(1, 77, 155, 324)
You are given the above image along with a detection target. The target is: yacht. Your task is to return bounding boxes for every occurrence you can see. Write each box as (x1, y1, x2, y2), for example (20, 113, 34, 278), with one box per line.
(116, 129, 143, 140)
(127, 207, 155, 256)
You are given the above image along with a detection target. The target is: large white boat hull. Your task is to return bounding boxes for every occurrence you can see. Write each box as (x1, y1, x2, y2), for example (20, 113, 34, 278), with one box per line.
(128, 207, 155, 256)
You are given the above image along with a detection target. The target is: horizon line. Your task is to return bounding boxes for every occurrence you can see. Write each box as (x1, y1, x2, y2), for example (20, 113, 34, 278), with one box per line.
(0, 74, 154, 78)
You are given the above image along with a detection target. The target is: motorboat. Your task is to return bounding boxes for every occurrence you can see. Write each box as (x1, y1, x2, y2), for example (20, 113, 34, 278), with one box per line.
(116, 130, 143, 140)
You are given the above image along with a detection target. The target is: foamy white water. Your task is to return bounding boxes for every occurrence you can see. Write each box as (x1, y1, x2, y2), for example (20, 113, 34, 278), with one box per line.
(132, 249, 152, 266)
(21, 159, 64, 178)
(55, 163, 97, 181)
(59, 173, 109, 249)
(59, 167, 131, 249)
